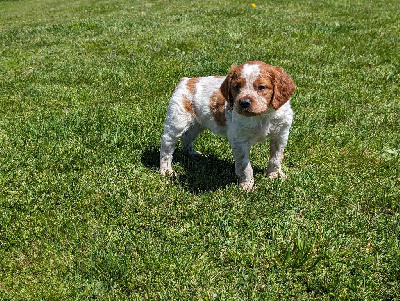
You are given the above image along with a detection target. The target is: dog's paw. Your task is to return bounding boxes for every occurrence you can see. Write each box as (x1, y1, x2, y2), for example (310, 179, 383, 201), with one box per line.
(267, 170, 286, 180)
(160, 168, 176, 177)
(239, 180, 254, 192)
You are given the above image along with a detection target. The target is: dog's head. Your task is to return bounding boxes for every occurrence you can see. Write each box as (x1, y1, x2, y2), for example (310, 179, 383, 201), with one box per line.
(220, 61, 296, 116)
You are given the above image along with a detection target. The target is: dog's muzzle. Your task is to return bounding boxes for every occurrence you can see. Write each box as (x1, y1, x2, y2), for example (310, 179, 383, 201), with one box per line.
(239, 98, 251, 109)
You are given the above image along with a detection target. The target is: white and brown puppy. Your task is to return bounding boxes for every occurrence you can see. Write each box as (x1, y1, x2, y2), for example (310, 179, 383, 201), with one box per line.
(160, 61, 295, 190)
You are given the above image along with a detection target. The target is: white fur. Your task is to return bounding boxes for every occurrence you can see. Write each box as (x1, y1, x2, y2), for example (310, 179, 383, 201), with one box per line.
(242, 63, 260, 85)
(160, 61, 294, 190)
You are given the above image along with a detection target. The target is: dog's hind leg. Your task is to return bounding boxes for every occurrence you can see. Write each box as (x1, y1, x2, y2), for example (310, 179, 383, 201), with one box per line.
(181, 121, 203, 155)
(160, 104, 194, 175)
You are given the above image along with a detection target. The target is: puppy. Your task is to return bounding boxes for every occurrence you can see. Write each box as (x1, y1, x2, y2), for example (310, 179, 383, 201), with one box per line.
(160, 61, 295, 190)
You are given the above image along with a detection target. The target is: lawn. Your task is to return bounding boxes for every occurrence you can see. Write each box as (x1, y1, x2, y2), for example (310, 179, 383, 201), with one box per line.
(0, 0, 399, 299)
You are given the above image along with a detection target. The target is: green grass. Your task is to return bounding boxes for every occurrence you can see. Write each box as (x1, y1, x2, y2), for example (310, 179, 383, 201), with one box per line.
(1, 0, 399, 299)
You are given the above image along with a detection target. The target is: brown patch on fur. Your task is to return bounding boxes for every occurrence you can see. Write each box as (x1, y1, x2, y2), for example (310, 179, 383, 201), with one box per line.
(255, 66, 274, 89)
(220, 65, 241, 109)
(270, 66, 296, 110)
(182, 95, 194, 114)
(209, 89, 227, 127)
(186, 77, 200, 95)
(253, 69, 274, 108)
(220, 76, 230, 105)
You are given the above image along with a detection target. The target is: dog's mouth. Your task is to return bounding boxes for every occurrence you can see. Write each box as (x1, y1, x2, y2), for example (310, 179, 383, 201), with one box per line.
(237, 108, 259, 117)
(235, 97, 267, 116)
(236, 104, 267, 116)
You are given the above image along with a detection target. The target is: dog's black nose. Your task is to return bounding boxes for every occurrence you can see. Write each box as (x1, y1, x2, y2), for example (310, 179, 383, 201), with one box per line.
(239, 99, 251, 109)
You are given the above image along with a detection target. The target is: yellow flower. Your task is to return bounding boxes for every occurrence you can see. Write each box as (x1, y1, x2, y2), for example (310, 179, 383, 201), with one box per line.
(251, 3, 256, 8)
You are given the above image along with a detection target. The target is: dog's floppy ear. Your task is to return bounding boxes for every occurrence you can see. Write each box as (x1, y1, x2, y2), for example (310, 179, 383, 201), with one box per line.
(271, 66, 296, 110)
(220, 65, 238, 109)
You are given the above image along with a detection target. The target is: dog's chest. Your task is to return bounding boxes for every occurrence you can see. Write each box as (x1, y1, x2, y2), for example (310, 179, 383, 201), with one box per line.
(229, 113, 275, 143)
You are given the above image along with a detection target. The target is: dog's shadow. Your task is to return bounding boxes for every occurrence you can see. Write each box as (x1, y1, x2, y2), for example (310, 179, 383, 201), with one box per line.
(142, 146, 240, 193)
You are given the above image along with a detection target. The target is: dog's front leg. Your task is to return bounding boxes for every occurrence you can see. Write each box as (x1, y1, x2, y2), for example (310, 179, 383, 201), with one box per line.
(266, 132, 289, 180)
(231, 142, 254, 191)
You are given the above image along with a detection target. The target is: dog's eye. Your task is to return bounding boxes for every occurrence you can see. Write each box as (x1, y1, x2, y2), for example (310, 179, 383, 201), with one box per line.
(257, 85, 266, 91)
(233, 84, 240, 91)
